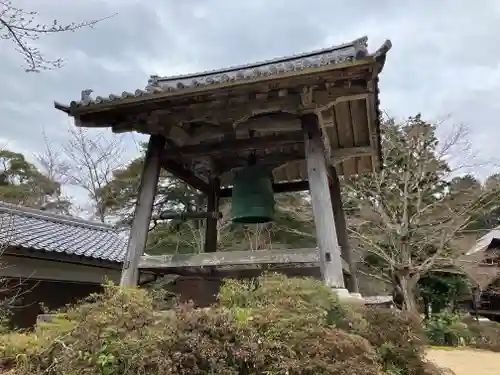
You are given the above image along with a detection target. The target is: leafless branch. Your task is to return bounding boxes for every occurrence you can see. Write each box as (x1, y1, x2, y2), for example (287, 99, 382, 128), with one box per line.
(344, 115, 500, 310)
(35, 130, 65, 182)
(0, 0, 115, 72)
(37, 128, 125, 222)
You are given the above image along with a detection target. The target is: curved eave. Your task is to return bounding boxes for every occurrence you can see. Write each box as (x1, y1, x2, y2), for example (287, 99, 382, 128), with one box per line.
(54, 101, 71, 114)
(55, 57, 385, 118)
(374, 39, 392, 74)
(370, 40, 392, 172)
(373, 76, 384, 172)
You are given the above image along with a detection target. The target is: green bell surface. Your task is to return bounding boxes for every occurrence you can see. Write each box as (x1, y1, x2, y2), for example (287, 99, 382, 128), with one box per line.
(231, 165, 275, 224)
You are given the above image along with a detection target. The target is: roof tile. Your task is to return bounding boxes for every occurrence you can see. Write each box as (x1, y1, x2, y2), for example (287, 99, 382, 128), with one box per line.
(56, 37, 391, 112)
(0, 202, 126, 263)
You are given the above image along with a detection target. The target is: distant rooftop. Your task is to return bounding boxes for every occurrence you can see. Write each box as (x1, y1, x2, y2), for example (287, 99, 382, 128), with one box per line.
(0, 202, 126, 263)
(467, 226, 500, 255)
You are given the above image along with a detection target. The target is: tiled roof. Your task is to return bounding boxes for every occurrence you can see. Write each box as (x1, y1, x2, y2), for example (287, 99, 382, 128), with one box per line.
(0, 202, 126, 263)
(55, 36, 391, 112)
(466, 226, 500, 255)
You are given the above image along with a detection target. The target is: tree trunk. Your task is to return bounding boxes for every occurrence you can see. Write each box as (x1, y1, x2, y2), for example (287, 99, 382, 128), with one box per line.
(394, 275, 419, 314)
(423, 297, 430, 320)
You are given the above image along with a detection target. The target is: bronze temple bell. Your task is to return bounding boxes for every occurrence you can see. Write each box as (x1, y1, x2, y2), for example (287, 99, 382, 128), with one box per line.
(231, 163, 276, 224)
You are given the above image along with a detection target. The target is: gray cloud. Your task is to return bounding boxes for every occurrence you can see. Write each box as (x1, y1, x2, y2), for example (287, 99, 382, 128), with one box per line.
(1, 0, 500, 177)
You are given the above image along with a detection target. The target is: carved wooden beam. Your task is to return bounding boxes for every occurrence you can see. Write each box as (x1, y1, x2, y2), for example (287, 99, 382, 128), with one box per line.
(157, 86, 369, 125)
(139, 248, 350, 273)
(163, 95, 302, 125)
(161, 158, 211, 193)
(215, 152, 304, 175)
(168, 130, 305, 157)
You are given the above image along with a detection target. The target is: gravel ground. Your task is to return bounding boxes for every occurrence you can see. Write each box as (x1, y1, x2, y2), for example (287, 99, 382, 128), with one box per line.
(427, 348, 500, 375)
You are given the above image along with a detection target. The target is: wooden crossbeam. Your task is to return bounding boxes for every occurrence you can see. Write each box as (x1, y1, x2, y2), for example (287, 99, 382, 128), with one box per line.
(168, 131, 305, 157)
(139, 248, 350, 274)
(218, 146, 373, 197)
(220, 180, 308, 198)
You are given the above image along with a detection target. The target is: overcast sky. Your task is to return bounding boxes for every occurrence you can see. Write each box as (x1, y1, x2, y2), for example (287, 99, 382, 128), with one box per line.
(1, 0, 500, 203)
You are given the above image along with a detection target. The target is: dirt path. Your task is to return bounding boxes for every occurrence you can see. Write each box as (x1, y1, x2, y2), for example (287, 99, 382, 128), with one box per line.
(427, 348, 500, 375)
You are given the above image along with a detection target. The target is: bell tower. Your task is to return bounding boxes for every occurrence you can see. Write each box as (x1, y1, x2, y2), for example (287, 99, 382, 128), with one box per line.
(54, 36, 392, 299)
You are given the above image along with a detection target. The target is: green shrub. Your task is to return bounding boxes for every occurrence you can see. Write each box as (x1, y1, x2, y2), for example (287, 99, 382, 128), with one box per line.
(425, 313, 471, 347)
(219, 274, 430, 375)
(218, 274, 368, 333)
(462, 316, 500, 352)
(360, 306, 426, 375)
(423, 312, 500, 352)
(0, 312, 10, 334)
(0, 274, 434, 375)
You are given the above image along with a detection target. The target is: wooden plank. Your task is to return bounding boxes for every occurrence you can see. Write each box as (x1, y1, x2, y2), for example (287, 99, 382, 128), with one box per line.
(139, 248, 350, 273)
(322, 107, 344, 176)
(120, 135, 165, 287)
(302, 113, 347, 289)
(0, 255, 120, 284)
(331, 146, 372, 159)
(349, 99, 372, 173)
(335, 102, 357, 176)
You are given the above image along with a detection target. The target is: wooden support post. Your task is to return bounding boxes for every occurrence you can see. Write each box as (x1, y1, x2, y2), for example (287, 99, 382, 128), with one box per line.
(302, 113, 347, 293)
(329, 166, 359, 293)
(120, 135, 165, 287)
(204, 178, 220, 253)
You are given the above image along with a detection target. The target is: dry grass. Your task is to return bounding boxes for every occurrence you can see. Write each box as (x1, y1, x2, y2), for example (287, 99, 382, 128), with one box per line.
(427, 348, 500, 375)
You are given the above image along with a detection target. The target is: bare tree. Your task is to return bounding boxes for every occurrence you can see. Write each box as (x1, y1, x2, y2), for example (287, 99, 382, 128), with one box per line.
(344, 115, 499, 312)
(38, 128, 125, 223)
(32, 131, 72, 214)
(35, 131, 64, 183)
(0, 0, 114, 72)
